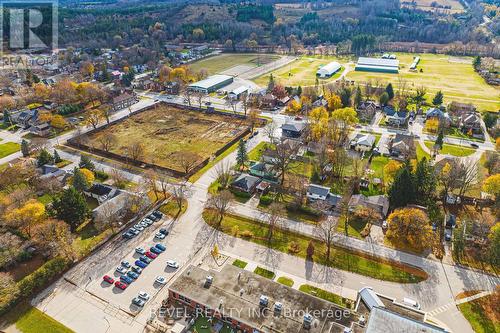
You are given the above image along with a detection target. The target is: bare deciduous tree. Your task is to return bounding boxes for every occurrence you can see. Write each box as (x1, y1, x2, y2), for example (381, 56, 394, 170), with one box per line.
(273, 140, 301, 185)
(181, 87, 193, 107)
(215, 162, 232, 189)
(225, 97, 238, 114)
(193, 91, 205, 109)
(315, 216, 337, 262)
(97, 132, 117, 152)
(266, 202, 285, 243)
(178, 151, 199, 178)
(128, 141, 145, 162)
(205, 190, 233, 228)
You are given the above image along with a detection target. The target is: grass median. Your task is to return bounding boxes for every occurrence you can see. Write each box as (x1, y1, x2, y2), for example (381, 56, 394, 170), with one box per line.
(203, 209, 427, 283)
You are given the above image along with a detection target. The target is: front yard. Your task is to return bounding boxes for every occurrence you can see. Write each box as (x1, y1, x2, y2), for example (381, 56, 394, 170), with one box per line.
(424, 141, 476, 157)
(0, 142, 20, 158)
(457, 290, 500, 333)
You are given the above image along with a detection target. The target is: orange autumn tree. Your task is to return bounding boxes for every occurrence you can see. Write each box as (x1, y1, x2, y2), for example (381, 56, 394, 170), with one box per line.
(386, 207, 432, 252)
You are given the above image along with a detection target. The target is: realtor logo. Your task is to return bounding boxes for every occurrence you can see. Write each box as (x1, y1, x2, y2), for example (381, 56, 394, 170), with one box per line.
(0, 0, 58, 52)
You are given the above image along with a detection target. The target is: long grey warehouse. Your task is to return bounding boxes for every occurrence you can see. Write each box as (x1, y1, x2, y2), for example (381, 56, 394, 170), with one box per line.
(188, 74, 234, 93)
(355, 57, 400, 73)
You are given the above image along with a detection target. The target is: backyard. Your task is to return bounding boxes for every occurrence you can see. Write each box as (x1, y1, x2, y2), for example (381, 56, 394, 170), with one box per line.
(85, 104, 247, 174)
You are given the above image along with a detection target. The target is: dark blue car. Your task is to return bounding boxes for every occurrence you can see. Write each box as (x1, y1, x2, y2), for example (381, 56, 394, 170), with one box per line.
(155, 243, 166, 251)
(120, 275, 133, 284)
(127, 271, 139, 280)
(122, 232, 134, 239)
(135, 260, 147, 268)
(140, 256, 152, 264)
(150, 246, 162, 255)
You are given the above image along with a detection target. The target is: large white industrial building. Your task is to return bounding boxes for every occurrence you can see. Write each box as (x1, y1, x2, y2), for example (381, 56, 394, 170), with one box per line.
(316, 61, 342, 78)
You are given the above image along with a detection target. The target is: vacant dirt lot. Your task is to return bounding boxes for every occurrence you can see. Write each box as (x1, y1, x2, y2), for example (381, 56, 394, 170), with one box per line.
(86, 105, 247, 173)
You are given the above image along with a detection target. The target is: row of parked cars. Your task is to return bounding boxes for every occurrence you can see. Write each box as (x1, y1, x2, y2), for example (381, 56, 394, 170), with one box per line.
(122, 210, 164, 239)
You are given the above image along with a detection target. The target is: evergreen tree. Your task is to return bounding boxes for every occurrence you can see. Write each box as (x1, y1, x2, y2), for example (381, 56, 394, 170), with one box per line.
(354, 85, 362, 108)
(72, 168, 89, 192)
(435, 130, 444, 149)
(388, 162, 415, 210)
(236, 139, 248, 168)
(432, 91, 444, 106)
(3, 110, 10, 125)
(21, 139, 30, 157)
(297, 86, 302, 96)
(53, 149, 62, 163)
(379, 92, 389, 106)
(414, 157, 436, 205)
(37, 149, 53, 167)
(267, 73, 275, 92)
(385, 83, 394, 100)
(79, 155, 95, 171)
(52, 187, 89, 232)
(472, 56, 481, 71)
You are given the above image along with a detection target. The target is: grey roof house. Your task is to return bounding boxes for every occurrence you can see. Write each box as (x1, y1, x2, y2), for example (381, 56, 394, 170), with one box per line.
(230, 173, 261, 193)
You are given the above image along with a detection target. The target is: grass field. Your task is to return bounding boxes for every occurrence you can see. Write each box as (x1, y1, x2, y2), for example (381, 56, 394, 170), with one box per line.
(402, 0, 465, 13)
(299, 284, 349, 308)
(346, 53, 500, 112)
(277, 276, 294, 287)
(253, 56, 346, 87)
(424, 141, 476, 157)
(203, 210, 427, 283)
(0, 142, 20, 158)
(189, 53, 281, 75)
(86, 105, 247, 174)
(15, 307, 74, 333)
(458, 290, 500, 333)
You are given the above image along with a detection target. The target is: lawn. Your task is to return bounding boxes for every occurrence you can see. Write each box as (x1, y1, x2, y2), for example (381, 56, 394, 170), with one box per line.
(15, 307, 74, 333)
(232, 259, 248, 269)
(458, 291, 500, 333)
(346, 53, 500, 112)
(277, 276, 294, 287)
(192, 316, 232, 333)
(416, 141, 431, 160)
(247, 141, 275, 161)
(189, 53, 282, 75)
(336, 216, 368, 239)
(368, 155, 390, 179)
(85, 104, 247, 175)
(424, 141, 476, 157)
(203, 210, 427, 283)
(159, 199, 187, 219)
(72, 221, 113, 257)
(0, 142, 20, 158)
(299, 284, 350, 308)
(254, 56, 346, 87)
(254, 266, 276, 279)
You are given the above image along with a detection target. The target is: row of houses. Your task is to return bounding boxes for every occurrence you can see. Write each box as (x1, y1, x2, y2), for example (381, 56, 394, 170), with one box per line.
(425, 102, 483, 138)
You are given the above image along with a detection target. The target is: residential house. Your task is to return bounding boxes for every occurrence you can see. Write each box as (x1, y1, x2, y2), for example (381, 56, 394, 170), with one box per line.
(30, 122, 51, 137)
(356, 100, 380, 122)
(448, 101, 476, 116)
(389, 134, 415, 159)
(459, 112, 481, 133)
(350, 134, 375, 152)
(281, 121, 306, 139)
(164, 81, 180, 95)
(39, 164, 68, 181)
(10, 109, 38, 129)
(384, 106, 408, 127)
(230, 173, 261, 194)
(84, 183, 120, 204)
(425, 107, 451, 128)
(306, 184, 342, 208)
(348, 194, 389, 218)
(260, 94, 277, 109)
(111, 92, 138, 111)
(249, 162, 277, 181)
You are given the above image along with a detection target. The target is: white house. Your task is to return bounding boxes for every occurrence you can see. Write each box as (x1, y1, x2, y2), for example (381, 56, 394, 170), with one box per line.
(316, 61, 341, 78)
(351, 134, 375, 152)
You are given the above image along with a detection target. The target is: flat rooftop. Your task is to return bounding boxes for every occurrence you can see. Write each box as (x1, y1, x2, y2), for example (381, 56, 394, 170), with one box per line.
(188, 74, 233, 89)
(356, 57, 400, 68)
(169, 264, 359, 333)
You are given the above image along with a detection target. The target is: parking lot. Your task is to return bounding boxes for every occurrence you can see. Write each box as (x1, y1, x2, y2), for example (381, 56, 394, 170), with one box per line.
(86, 211, 188, 313)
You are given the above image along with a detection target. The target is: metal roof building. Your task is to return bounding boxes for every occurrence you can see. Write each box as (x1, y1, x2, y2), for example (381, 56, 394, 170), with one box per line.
(188, 74, 233, 93)
(366, 307, 447, 333)
(355, 57, 400, 73)
(316, 61, 342, 78)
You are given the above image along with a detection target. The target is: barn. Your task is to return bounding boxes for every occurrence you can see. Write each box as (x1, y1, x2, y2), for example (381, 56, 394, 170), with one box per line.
(188, 74, 234, 93)
(316, 61, 342, 78)
(355, 57, 400, 73)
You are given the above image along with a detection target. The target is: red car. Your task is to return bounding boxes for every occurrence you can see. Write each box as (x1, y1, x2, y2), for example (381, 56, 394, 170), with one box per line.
(145, 251, 158, 259)
(103, 275, 114, 284)
(115, 281, 128, 290)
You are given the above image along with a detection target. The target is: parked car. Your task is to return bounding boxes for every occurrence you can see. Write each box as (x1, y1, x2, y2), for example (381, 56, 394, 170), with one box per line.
(147, 214, 158, 221)
(152, 211, 163, 219)
(470, 143, 479, 148)
(131, 266, 143, 274)
(155, 243, 166, 252)
(129, 228, 140, 235)
(135, 247, 146, 255)
(143, 218, 154, 225)
(122, 232, 134, 239)
(133, 224, 144, 231)
(444, 228, 453, 241)
(120, 275, 133, 284)
(382, 220, 388, 229)
(159, 228, 169, 235)
(166, 260, 179, 269)
(127, 271, 139, 280)
(132, 297, 145, 307)
(150, 246, 162, 255)
(139, 221, 148, 228)
(154, 232, 166, 239)
(140, 256, 152, 264)
(155, 276, 166, 284)
(403, 297, 421, 310)
(135, 260, 147, 268)
(138, 291, 150, 300)
(103, 275, 114, 284)
(116, 266, 127, 275)
(145, 251, 158, 259)
(121, 261, 131, 268)
(115, 281, 127, 290)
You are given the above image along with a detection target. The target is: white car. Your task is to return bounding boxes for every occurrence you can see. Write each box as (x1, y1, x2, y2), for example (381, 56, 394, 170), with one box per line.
(135, 247, 146, 255)
(155, 276, 166, 284)
(154, 232, 166, 239)
(138, 291, 150, 300)
(115, 266, 127, 274)
(139, 221, 148, 228)
(166, 260, 179, 269)
(134, 224, 144, 231)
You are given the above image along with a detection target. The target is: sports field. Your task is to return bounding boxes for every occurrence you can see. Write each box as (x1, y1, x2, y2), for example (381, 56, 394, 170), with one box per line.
(253, 56, 347, 87)
(189, 53, 282, 75)
(86, 105, 247, 174)
(346, 53, 499, 112)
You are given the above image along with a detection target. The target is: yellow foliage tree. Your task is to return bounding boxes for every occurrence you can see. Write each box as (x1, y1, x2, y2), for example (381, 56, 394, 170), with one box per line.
(51, 115, 67, 129)
(496, 137, 500, 151)
(4, 200, 46, 237)
(38, 110, 53, 123)
(325, 92, 341, 112)
(170, 67, 188, 82)
(483, 174, 500, 197)
(383, 160, 402, 184)
(33, 83, 51, 101)
(211, 244, 219, 258)
(386, 208, 432, 252)
(286, 99, 302, 114)
(425, 118, 440, 133)
(79, 168, 95, 184)
(309, 107, 329, 141)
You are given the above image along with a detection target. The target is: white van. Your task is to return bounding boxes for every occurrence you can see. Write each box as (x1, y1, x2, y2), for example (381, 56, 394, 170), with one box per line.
(403, 297, 421, 310)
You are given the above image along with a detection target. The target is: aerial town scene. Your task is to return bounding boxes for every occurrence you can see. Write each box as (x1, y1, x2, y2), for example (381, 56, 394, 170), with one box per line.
(0, 0, 499, 333)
